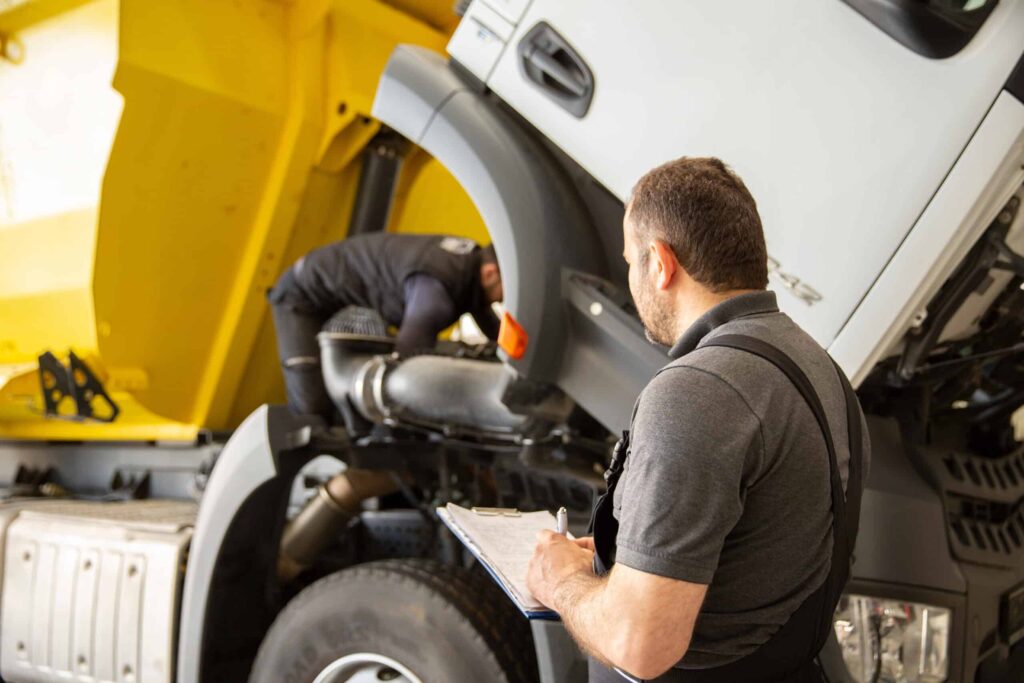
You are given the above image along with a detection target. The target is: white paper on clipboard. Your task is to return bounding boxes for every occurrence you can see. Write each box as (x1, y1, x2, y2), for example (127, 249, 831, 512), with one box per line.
(437, 503, 567, 619)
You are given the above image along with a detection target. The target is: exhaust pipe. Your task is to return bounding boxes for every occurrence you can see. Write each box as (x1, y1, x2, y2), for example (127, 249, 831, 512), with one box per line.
(278, 469, 398, 580)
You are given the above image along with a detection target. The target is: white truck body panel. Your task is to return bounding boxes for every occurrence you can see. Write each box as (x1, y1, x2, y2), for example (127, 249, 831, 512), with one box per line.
(450, 0, 1024, 359)
(832, 93, 1024, 383)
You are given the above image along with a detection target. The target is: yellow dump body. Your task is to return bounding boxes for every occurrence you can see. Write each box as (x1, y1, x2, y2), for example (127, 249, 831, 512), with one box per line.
(0, 0, 488, 442)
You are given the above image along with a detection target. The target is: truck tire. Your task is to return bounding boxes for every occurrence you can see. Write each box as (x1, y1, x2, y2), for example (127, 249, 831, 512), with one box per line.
(249, 559, 539, 683)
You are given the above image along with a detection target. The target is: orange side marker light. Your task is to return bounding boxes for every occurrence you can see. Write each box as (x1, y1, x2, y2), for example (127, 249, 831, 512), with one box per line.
(498, 311, 528, 360)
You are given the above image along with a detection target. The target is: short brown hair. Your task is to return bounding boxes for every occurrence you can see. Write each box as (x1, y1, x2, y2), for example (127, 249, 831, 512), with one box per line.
(480, 243, 499, 267)
(628, 157, 768, 291)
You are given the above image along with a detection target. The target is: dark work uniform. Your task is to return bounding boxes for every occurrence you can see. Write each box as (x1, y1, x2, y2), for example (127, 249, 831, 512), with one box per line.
(267, 233, 500, 419)
(588, 292, 869, 682)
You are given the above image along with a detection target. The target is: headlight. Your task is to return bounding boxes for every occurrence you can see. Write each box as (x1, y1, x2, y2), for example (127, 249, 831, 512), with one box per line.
(833, 594, 951, 682)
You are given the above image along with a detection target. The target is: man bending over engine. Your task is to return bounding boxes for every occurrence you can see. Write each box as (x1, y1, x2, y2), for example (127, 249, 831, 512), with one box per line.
(267, 233, 503, 420)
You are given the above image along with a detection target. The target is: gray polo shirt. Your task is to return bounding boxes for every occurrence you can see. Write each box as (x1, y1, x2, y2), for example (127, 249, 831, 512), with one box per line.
(612, 290, 870, 669)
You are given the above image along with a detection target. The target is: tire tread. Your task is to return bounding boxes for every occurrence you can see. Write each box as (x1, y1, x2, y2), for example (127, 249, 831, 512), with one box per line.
(250, 558, 539, 683)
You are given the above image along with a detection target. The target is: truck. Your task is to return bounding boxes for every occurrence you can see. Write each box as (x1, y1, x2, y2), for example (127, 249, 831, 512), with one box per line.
(1, 0, 1023, 681)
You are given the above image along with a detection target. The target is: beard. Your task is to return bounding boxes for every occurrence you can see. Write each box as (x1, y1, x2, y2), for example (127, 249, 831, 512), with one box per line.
(632, 278, 676, 347)
(484, 281, 501, 303)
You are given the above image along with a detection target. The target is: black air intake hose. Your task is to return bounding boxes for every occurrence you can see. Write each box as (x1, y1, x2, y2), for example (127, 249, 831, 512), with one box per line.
(318, 312, 395, 432)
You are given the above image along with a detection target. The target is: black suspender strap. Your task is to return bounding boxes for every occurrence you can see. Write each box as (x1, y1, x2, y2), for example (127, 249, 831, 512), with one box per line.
(586, 333, 866, 683)
(836, 357, 864, 550)
(587, 333, 865, 682)
(701, 335, 860, 643)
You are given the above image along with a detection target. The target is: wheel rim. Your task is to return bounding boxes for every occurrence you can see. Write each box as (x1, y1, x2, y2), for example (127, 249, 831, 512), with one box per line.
(312, 652, 424, 683)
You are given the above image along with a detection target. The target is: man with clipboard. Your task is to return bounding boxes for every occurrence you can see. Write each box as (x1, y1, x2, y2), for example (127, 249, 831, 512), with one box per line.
(526, 157, 869, 682)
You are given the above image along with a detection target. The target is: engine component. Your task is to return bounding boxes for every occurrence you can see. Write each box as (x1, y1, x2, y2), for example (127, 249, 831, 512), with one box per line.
(897, 195, 1023, 382)
(319, 332, 571, 437)
(322, 306, 389, 337)
(347, 129, 408, 237)
(277, 469, 398, 580)
(318, 331, 395, 433)
(351, 354, 529, 433)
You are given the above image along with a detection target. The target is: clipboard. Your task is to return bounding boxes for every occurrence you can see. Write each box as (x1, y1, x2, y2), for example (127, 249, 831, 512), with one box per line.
(437, 503, 561, 620)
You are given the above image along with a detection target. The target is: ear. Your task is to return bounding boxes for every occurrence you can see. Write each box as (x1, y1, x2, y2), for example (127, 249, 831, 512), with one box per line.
(481, 262, 500, 284)
(650, 240, 678, 290)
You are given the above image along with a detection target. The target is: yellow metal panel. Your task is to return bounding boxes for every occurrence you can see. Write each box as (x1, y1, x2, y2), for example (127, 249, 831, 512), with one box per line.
(92, 0, 327, 430)
(223, 161, 364, 426)
(0, 0, 488, 441)
(117, 0, 290, 114)
(0, 210, 98, 363)
(183, 24, 330, 430)
(0, 0, 94, 34)
(0, 0, 120, 370)
(0, 0, 177, 441)
(0, 365, 199, 441)
(325, 0, 448, 122)
(0, 211, 97, 301)
(377, 0, 460, 34)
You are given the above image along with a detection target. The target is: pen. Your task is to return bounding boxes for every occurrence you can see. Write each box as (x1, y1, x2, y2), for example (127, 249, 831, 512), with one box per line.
(556, 506, 568, 536)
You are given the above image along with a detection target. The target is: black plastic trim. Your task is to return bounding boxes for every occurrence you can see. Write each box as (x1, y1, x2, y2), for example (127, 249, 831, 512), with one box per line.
(841, 0, 998, 59)
(371, 46, 605, 384)
(517, 22, 594, 118)
(1007, 50, 1024, 104)
(347, 130, 406, 236)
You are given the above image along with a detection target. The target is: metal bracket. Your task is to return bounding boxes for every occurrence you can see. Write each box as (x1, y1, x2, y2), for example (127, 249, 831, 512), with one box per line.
(897, 197, 1024, 381)
(105, 469, 152, 501)
(37, 351, 120, 422)
(0, 465, 58, 499)
(37, 351, 75, 417)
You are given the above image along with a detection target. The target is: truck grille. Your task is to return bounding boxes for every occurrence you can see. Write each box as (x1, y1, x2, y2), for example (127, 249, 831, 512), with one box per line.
(948, 497, 1024, 567)
(931, 444, 1024, 568)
